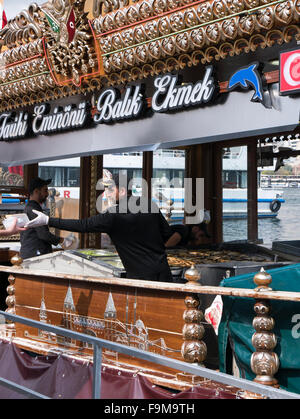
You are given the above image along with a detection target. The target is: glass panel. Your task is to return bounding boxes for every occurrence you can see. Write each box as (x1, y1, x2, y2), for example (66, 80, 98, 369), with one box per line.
(153, 148, 185, 225)
(103, 152, 143, 187)
(102, 152, 143, 247)
(258, 141, 292, 245)
(39, 158, 80, 240)
(222, 146, 248, 242)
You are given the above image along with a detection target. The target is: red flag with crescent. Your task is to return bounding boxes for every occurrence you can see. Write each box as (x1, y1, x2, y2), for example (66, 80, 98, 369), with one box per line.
(2, 9, 7, 29)
(67, 7, 76, 43)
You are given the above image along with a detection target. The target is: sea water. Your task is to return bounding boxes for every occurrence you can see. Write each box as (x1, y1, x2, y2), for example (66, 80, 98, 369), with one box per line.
(223, 188, 300, 245)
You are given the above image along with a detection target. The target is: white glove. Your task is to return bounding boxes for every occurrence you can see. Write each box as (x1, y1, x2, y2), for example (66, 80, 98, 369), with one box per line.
(62, 234, 79, 250)
(25, 210, 49, 228)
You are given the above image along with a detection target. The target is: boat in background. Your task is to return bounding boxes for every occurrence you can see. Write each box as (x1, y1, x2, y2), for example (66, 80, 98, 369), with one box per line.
(261, 175, 300, 188)
(222, 147, 284, 219)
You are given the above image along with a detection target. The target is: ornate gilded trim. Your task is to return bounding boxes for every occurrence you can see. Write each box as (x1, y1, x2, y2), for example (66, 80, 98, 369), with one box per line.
(0, 4, 43, 49)
(95, 0, 300, 74)
(99, 23, 300, 86)
(41, 0, 100, 87)
(0, 0, 298, 112)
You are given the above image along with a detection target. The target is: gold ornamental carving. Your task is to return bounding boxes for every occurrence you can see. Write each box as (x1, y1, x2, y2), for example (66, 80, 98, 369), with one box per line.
(0, 0, 299, 111)
(181, 294, 207, 365)
(96, 0, 300, 78)
(41, 0, 101, 87)
(250, 270, 280, 387)
(5, 273, 17, 334)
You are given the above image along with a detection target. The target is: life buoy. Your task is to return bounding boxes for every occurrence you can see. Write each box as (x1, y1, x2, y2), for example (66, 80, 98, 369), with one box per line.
(270, 199, 281, 213)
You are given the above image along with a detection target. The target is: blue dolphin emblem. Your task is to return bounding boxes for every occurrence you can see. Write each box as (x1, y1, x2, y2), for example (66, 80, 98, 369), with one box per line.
(228, 63, 263, 102)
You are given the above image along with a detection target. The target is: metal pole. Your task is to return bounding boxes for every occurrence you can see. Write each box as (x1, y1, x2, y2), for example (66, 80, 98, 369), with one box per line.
(93, 344, 102, 399)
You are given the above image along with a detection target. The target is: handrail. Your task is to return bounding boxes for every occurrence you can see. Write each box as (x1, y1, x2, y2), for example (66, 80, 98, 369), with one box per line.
(0, 310, 299, 400)
(1, 265, 300, 302)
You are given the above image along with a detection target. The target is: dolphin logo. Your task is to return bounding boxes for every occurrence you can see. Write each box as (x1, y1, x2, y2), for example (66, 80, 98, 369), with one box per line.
(228, 63, 263, 102)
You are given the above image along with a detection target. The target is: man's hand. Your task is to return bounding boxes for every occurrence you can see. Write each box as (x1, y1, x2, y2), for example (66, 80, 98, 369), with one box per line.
(2, 218, 27, 236)
(25, 210, 49, 228)
(61, 234, 79, 250)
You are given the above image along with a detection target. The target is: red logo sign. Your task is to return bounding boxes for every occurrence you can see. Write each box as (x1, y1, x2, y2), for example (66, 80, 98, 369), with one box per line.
(280, 48, 300, 95)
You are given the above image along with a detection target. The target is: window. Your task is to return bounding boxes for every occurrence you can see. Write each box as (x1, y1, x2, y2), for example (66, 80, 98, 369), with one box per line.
(38, 167, 80, 187)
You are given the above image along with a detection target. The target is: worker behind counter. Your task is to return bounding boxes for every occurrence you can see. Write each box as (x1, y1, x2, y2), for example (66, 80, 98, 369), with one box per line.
(25, 173, 174, 282)
(20, 177, 64, 260)
(165, 221, 211, 248)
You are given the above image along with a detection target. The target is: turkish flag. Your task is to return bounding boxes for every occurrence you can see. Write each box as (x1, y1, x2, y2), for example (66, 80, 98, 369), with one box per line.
(2, 10, 7, 29)
(8, 166, 23, 176)
(67, 8, 76, 43)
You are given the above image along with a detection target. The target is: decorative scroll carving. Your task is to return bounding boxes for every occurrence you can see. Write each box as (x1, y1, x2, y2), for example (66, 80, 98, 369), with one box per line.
(96, 0, 300, 75)
(99, 23, 299, 87)
(42, 0, 98, 86)
(0, 0, 299, 111)
(0, 3, 43, 50)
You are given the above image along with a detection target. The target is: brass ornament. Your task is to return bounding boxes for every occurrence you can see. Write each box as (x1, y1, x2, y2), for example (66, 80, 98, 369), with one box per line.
(250, 271, 279, 387)
(251, 352, 280, 386)
(182, 323, 205, 340)
(184, 264, 201, 284)
(184, 295, 200, 309)
(94, 0, 300, 78)
(5, 274, 16, 333)
(252, 331, 277, 351)
(183, 308, 204, 323)
(184, 8, 199, 27)
(181, 340, 207, 363)
(197, 3, 213, 22)
(139, 1, 153, 19)
(11, 254, 23, 267)
(0, 0, 300, 112)
(275, 1, 293, 24)
(41, 0, 99, 87)
(253, 267, 272, 291)
(222, 17, 238, 40)
(212, 0, 228, 18)
(0, 4, 43, 49)
(227, 0, 244, 14)
(114, 9, 127, 27)
(181, 293, 207, 364)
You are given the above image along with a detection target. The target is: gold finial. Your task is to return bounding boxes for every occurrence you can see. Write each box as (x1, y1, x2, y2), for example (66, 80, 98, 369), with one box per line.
(184, 264, 201, 285)
(10, 254, 23, 267)
(253, 267, 272, 292)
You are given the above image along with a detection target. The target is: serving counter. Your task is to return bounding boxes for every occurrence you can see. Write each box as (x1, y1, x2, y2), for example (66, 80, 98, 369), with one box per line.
(0, 252, 213, 391)
(0, 243, 294, 393)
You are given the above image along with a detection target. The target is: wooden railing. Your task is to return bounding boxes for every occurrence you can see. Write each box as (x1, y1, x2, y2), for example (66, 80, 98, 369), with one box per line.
(0, 254, 299, 394)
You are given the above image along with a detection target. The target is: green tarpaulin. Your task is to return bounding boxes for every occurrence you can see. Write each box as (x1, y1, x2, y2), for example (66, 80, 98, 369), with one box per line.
(219, 263, 300, 394)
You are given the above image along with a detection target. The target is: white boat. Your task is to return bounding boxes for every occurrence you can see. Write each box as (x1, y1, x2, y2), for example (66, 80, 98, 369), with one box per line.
(222, 147, 284, 219)
(261, 175, 300, 189)
(39, 148, 284, 221)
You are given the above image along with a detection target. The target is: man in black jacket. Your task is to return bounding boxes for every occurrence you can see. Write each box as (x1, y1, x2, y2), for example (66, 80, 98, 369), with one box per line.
(20, 177, 63, 259)
(25, 174, 173, 282)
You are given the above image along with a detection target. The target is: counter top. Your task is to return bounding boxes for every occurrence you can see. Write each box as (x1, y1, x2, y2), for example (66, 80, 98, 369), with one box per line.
(0, 264, 300, 302)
